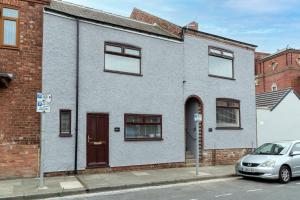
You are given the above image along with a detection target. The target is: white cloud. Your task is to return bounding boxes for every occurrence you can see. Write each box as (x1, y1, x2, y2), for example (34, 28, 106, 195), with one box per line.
(225, 0, 299, 14)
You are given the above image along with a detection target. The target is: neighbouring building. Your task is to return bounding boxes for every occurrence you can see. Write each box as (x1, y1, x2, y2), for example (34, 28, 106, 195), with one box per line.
(256, 88, 300, 145)
(0, 0, 50, 179)
(255, 48, 300, 94)
(40, 0, 257, 175)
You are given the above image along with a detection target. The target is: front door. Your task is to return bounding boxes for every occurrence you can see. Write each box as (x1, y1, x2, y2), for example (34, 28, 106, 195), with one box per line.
(87, 113, 109, 167)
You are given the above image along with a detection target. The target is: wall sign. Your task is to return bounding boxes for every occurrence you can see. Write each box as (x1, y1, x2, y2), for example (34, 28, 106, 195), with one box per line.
(36, 93, 52, 113)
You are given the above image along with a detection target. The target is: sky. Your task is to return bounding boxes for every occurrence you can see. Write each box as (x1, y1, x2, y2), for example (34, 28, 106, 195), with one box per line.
(67, 0, 300, 53)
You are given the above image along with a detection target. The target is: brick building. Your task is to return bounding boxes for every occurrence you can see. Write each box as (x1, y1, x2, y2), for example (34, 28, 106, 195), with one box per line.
(0, 0, 50, 179)
(255, 48, 300, 94)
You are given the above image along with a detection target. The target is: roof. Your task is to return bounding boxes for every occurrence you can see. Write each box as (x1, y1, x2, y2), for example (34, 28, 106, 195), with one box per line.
(255, 52, 270, 60)
(130, 8, 257, 49)
(258, 48, 300, 62)
(256, 88, 293, 110)
(45, 1, 181, 41)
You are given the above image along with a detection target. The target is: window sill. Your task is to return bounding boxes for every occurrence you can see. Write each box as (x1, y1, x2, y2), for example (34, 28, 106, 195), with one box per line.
(125, 138, 163, 141)
(104, 69, 143, 77)
(59, 133, 72, 137)
(208, 74, 235, 80)
(0, 45, 20, 51)
(215, 127, 243, 130)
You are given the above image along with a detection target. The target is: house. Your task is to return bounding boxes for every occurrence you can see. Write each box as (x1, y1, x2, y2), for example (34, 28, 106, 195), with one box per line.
(0, 0, 50, 179)
(255, 48, 300, 94)
(42, 0, 184, 173)
(40, 0, 257, 175)
(256, 88, 300, 145)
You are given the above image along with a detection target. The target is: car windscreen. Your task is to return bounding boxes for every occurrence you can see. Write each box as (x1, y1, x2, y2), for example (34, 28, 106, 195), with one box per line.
(253, 142, 292, 155)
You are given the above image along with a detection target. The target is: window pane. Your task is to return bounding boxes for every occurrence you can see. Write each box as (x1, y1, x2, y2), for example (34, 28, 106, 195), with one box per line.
(223, 51, 234, 58)
(3, 8, 19, 18)
(145, 116, 161, 123)
(216, 100, 228, 107)
(125, 124, 161, 138)
(210, 48, 222, 55)
(209, 56, 233, 78)
(61, 112, 71, 133)
(217, 107, 240, 127)
(125, 48, 140, 56)
(106, 45, 122, 53)
(126, 115, 143, 123)
(3, 20, 17, 46)
(105, 54, 140, 74)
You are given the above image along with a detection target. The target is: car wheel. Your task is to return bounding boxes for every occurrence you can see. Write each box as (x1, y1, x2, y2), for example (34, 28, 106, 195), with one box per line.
(279, 165, 291, 184)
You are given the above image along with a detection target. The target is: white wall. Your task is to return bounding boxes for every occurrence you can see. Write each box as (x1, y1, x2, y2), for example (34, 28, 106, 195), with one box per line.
(257, 91, 300, 146)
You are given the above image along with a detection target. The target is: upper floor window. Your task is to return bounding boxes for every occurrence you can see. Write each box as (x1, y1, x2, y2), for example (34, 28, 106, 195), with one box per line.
(0, 7, 19, 47)
(271, 61, 278, 71)
(104, 42, 141, 76)
(255, 78, 260, 86)
(271, 83, 278, 91)
(297, 57, 300, 65)
(208, 46, 234, 79)
(216, 98, 240, 129)
(124, 114, 162, 141)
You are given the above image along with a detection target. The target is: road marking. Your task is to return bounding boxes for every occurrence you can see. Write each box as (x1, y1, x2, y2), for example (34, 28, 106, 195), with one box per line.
(247, 189, 263, 192)
(296, 183, 300, 185)
(215, 193, 232, 198)
(189, 199, 198, 200)
(45, 177, 238, 199)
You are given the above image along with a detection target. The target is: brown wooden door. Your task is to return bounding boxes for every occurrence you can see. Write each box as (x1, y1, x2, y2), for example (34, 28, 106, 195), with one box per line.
(86, 113, 109, 167)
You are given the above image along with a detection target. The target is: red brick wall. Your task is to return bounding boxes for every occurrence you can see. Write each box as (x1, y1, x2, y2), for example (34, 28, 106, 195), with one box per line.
(130, 8, 182, 37)
(255, 50, 300, 94)
(202, 148, 252, 166)
(0, 0, 49, 179)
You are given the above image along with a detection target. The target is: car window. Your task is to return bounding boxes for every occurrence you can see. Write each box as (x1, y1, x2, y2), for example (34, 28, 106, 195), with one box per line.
(253, 142, 292, 155)
(292, 143, 300, 152)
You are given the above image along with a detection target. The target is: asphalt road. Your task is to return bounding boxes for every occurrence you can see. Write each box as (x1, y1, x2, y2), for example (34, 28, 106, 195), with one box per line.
(48, 177, 300, 200)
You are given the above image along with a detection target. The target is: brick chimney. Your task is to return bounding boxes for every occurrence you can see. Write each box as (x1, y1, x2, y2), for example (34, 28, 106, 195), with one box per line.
(186, 21, 199, 31)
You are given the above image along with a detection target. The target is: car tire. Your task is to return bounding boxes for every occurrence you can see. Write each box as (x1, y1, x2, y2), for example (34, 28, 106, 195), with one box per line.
(279, 165, 291, 184)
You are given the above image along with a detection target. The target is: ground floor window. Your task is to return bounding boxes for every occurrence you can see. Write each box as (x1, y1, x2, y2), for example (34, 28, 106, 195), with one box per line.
(60, 109, 72, 137)
(216, 98, 240, 129)
(124, 114, 162, 141)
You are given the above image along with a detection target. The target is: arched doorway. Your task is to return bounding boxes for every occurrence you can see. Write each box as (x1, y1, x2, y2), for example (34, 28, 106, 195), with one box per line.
(185, 96, 204, 164)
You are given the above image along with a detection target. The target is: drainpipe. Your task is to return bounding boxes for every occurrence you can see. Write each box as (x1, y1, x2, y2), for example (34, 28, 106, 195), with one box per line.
(74, 18, 80, 174)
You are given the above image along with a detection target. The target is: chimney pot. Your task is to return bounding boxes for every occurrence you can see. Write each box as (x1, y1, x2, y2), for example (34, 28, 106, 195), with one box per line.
(187, 21, 199, 31)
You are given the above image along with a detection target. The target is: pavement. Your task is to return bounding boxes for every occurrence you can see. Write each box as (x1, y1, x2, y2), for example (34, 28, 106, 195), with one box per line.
(0, 165, 235, 200)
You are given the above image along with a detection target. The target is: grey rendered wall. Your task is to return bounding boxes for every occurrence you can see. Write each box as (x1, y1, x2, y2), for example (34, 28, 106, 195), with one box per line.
(183, 35, 257, 150)
(42, 13, 184, 172)
(257, 92, 300, 146)
(42, 15, 77, 172)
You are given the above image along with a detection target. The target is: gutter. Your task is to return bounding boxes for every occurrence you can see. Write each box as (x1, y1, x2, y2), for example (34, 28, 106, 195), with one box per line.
(74, 18, 79, 174)
(182, 27, 257, 49)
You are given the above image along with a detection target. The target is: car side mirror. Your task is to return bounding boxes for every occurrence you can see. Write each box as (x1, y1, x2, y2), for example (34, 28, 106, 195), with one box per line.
(290, 151, 300, 156)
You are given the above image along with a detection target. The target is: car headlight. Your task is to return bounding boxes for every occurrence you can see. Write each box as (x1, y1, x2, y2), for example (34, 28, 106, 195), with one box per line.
(236, 158, 242, 165)
(259, 160, 276, 168)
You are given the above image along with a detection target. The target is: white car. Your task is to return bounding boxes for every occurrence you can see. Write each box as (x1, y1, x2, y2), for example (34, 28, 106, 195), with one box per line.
(236, 140, 300, 183)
